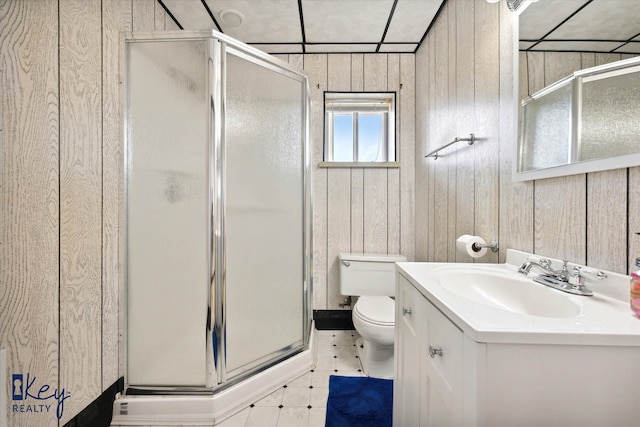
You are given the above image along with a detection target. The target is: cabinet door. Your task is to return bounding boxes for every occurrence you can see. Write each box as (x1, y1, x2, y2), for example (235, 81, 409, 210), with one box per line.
(421, 301, 464, 426)
(393, 274, 427, 426)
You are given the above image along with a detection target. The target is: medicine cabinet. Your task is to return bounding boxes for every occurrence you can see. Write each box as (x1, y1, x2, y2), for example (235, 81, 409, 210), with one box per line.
(516, 56, 640, 181)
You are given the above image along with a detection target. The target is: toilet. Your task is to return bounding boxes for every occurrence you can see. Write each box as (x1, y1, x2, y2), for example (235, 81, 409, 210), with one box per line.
(338, 252, 407, 378)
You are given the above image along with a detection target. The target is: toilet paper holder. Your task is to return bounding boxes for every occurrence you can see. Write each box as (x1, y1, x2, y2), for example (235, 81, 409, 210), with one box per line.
(473, 239, 499, 253)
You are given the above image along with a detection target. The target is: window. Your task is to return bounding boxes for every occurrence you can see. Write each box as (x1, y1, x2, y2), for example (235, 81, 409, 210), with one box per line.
(324, 92, 396, 163)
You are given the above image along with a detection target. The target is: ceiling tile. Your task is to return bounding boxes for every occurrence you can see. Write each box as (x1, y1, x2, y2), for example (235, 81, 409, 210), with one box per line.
(302, 0, 394, 43)
(162, 0, 216, 29)
(547, 0, 640, 41)
(250, 43, 304, 54)
(384, 0, 441, 43)
(305, 44, 378, 53)
(530, 41, 625, 52)
(378, 43, 418, 53)
(614, 42, 640, 54)
(519, 0, 589, 40)
(204, 0, 302, 43)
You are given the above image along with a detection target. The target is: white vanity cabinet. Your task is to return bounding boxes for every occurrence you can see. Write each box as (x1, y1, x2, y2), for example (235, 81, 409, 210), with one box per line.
(394, 257, 640, 427)
(394, 272, 464, 426)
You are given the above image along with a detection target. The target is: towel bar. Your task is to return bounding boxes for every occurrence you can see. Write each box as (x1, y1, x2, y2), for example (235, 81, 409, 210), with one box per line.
(425, 133, 475, 159)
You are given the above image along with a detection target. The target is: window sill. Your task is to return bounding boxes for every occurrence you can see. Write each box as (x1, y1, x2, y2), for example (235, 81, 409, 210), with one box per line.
(318, 161, 400, 168)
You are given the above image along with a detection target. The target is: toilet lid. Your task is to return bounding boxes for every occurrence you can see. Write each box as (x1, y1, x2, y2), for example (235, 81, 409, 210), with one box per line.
(354, 296, 395, 326)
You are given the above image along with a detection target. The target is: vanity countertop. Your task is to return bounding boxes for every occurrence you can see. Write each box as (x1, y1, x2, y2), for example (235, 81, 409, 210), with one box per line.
(396, 249, 640, 346)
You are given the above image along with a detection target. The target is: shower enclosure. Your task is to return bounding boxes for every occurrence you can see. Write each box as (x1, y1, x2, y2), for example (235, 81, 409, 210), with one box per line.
(120, 30, 311, 409)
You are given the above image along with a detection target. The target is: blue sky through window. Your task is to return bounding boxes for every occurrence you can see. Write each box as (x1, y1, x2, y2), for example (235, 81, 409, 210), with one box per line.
(358, 114, 383, 161)
(333, 114, 353, 161)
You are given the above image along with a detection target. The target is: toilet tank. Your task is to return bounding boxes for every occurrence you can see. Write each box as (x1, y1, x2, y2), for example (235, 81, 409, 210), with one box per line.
(338, 253, 407, 296)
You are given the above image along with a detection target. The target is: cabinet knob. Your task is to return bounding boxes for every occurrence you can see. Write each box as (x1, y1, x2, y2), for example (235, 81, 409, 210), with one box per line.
(402, 307, 412, 315)
(429, 345, 443, 358)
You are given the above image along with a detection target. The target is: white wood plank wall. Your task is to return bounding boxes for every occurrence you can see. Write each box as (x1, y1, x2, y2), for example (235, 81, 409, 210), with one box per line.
(0, 0, 174, 425)
(415, 0, 640, 276)
(278, 53, 416, 311)
(416, 0, 502, 265)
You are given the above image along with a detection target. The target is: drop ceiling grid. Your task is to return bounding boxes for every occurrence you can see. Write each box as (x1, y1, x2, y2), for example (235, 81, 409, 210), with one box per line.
(520, 0, 640, 54)
(161, 0, 216, 29)
(157, 0, 446, 54)
(384, 0, 442, 43)
(518, 0, 588, 40)
(158, 0, 638, 55)
(547, 0, 640, 41)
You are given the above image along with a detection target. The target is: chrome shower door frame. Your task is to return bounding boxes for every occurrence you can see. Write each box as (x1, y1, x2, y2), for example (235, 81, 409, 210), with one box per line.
(214, 40, 312, 387)
(122, 30, 311, 393)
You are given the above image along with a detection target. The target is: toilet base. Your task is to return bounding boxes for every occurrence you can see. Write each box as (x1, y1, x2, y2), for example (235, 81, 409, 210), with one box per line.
(355, 336, 394, 379)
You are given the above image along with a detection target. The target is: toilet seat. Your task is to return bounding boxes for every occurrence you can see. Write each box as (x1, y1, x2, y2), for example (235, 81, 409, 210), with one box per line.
(354, 296, 395, 326)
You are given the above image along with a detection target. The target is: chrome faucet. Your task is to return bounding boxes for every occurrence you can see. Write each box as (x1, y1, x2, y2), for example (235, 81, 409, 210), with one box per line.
(518, 257, 606, 296)
(518, 258, 554, 275)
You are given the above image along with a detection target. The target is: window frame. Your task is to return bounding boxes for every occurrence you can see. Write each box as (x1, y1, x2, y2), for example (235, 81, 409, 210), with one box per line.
(323, 91, 397, 166)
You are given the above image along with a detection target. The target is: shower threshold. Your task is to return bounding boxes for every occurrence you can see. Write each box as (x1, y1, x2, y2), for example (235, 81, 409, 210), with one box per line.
(111, 328, 316, 426)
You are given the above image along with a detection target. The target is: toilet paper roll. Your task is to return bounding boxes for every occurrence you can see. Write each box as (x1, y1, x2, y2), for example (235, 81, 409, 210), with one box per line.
(456, 234, 488, 258)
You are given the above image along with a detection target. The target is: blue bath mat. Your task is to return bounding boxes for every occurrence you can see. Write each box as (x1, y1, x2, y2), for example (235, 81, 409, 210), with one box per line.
(325, 375, 393, 427)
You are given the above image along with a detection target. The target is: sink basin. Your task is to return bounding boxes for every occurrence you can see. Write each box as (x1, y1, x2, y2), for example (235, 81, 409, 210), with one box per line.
(431, 266, 581, 318)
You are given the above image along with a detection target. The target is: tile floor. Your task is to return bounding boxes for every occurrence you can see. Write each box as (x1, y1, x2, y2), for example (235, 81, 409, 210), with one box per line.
(217, 329, 364, 427)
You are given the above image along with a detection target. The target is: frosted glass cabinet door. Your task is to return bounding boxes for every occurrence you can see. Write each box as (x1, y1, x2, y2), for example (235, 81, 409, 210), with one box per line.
(580, 71, 640, 161)
(224, 51, 305, 377)
(519, 83, 572, 172)
(126, 40, 211, 386)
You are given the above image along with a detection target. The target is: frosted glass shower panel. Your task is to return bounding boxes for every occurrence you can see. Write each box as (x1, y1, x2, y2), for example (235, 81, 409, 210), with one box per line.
(224, 52, 304, 376)
(126, 40, 211, 386)
(580, 69, 640, 161)
(520, 82, 572, 172)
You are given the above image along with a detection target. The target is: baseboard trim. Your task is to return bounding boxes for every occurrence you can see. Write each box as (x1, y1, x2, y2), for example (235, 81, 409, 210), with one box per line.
(313, 309, 354, 330)
(62, 377, 124, 427)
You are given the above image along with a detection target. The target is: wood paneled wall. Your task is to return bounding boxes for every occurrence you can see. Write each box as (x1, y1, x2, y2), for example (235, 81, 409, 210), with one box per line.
(0, 1, 177, 425)
(275, 53, 416, 310)
(415, 0, 640, 276)
(416, 0, 505, 265)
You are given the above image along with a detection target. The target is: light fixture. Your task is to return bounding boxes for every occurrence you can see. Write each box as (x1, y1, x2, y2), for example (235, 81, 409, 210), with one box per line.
(219, 9, 245, 28)
(509, 0, 540, 13)
(485, 0, 539, 12)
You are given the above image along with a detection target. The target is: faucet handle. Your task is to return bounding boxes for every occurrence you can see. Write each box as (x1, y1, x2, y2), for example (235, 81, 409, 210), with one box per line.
(567, 266, 594, 296)
(569, 265, 607, 284)
(580, 267, 607, 280)
(568, 266, 583, 285)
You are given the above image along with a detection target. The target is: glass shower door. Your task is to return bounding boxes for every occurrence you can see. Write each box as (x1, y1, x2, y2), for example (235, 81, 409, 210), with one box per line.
(126, 39, 212, 387)
(124, 32, 310, 391)
(221, 49, 306, 380)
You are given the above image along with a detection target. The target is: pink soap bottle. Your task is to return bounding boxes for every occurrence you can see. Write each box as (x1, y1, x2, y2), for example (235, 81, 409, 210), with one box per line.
(632, 257, 640, 318)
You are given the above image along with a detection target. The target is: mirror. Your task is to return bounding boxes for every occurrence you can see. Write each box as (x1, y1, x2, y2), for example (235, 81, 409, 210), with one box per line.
(516, 0, 640, 181)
